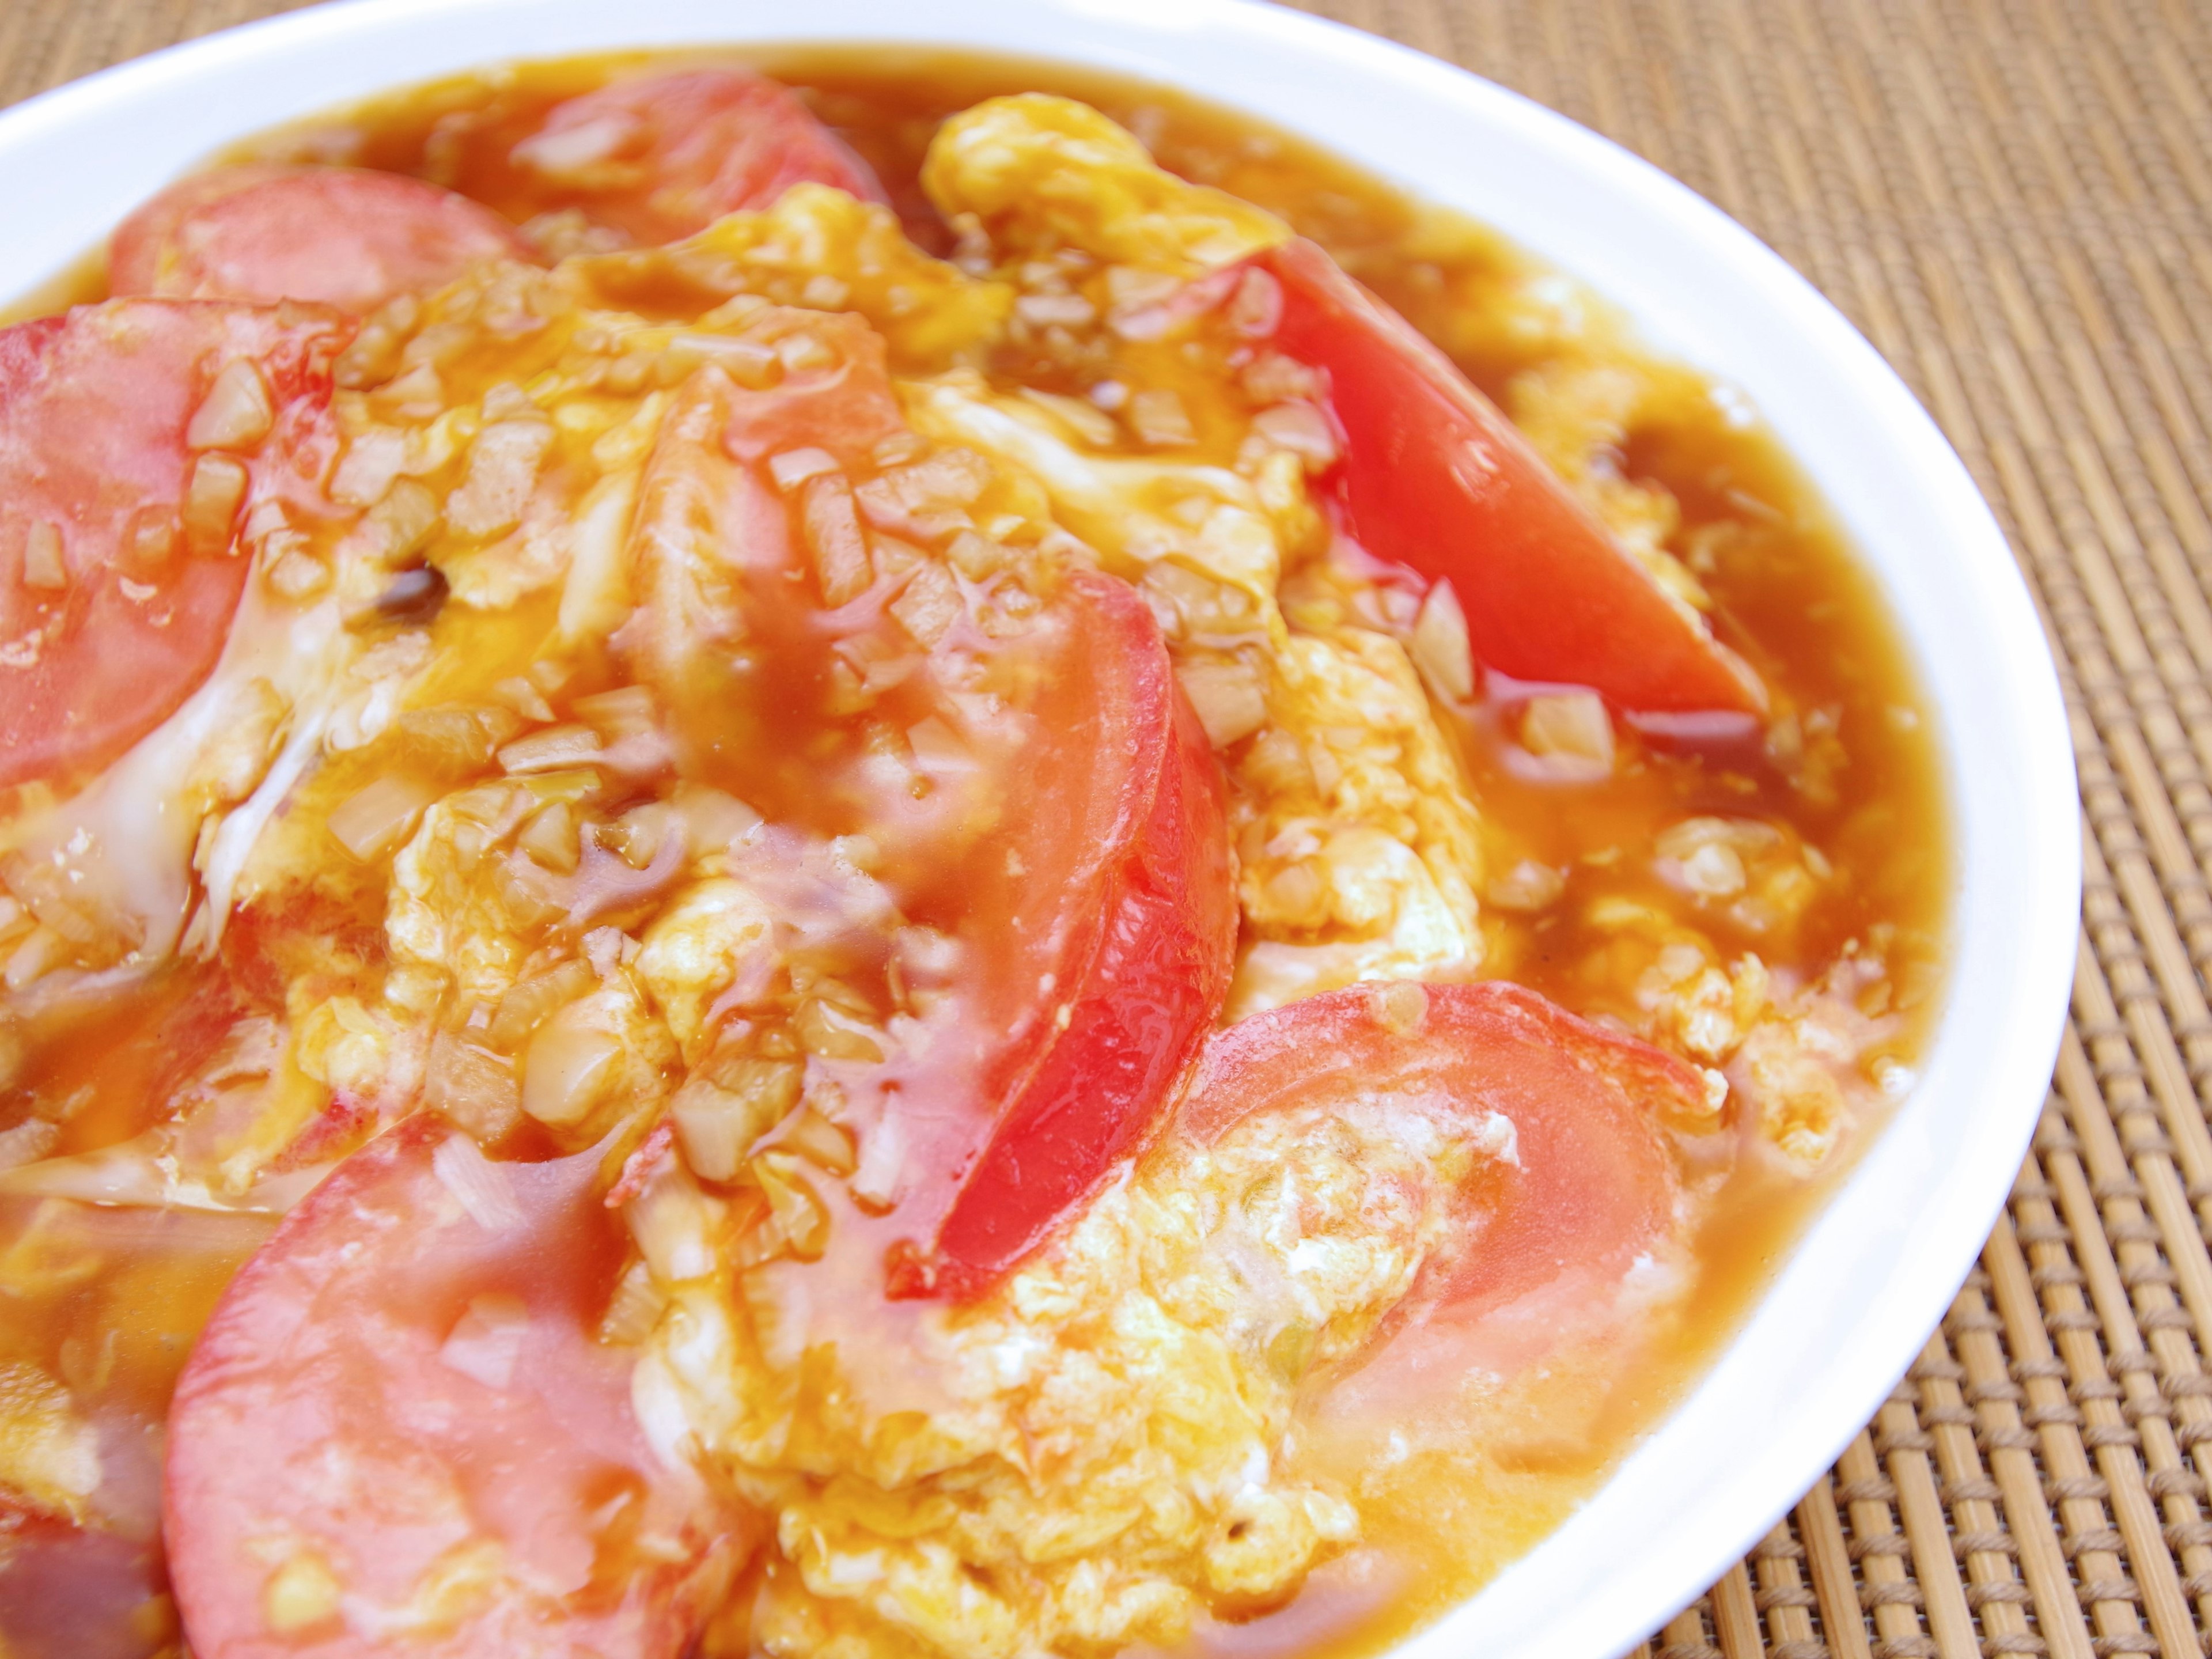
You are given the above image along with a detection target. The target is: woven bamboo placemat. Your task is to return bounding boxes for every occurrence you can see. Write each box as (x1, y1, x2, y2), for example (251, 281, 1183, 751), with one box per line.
(6, 0, 2209, 1653)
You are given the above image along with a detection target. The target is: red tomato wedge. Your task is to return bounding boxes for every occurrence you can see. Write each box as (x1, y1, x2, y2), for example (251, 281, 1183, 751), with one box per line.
(109, 166, 536, 310)
(164, 1118, 749, 1659)
(925, 569, 1236, 1290)
(622, 312, 1233, 1298)
(0, 300, 351, 791)
(1260, 238, 1764, 717)
(510, 68, 888, 245)
(1179, 980, 1718, 1359)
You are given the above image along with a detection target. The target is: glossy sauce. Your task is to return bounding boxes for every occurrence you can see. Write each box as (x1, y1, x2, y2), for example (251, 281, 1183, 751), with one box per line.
(0, 47, 1949, 1659)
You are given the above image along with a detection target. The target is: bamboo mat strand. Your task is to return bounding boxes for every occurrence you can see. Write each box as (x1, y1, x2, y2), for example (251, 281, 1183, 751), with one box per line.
(8, 0, 2212, 1652)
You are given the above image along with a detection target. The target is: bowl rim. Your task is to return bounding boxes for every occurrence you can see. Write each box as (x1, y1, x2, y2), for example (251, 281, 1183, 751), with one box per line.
(0, 3, 2081, 1656)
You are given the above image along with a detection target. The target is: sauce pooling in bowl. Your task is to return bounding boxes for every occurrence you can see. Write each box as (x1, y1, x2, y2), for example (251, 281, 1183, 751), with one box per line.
(0, 49, 1944, 1659)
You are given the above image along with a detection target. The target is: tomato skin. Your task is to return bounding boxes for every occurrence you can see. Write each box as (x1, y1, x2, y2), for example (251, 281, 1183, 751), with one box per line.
(164, 1118, 750, 1659)
(1180, 980, 1715, 1332)
(110, 166, 536, 310)
(512, 69, 888, 245)
(1260, 238, 1763, 717)
(923, 572, 1238, 1294)
(0, 300, 351, 792)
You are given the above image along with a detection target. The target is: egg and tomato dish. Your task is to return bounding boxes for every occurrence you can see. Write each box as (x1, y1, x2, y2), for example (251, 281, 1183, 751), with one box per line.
(0, 50, 1946, 1659)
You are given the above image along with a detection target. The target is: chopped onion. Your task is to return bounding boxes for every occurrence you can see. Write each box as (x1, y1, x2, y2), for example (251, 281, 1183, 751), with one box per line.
(1652, 815, 1783, 862)
(801, 474, 873, 607)
(672, 785, 763, 857)
(904, 716, 978, 777)
(752, 1151, 829, 1262)
(794, 998, 885, 1063)
(1366, 980, 1430, 1037)
(182, 455, 249, 555)
(497, 725, 605, 775)
(365, 479, 441, 565)
(1017, 388, 1118, 447)
(127, 507, 179, 570)
(491, 676, 556, 724)
(1485, 859, 1566, 913)
(1410, 580, 1475, 704)
(888, 563, 963, 649)
(626, 1162, 723, 1283)
(1105, 266, 1182, 312)
(438, 1293, 530, 1389)
(515, 108, 638, 177)
(572, 685, 657, 737)
(1519, 691, 1613, 774)
(669, 1082, 750, 1184)
(1260, 860, 1324, 925)
(487, 959, 597, 1052)
(599, 1259, 668, 1346)
(263, 547, 329, 601)
(516, 800, 581, 874)
(775, 332, 834, 373)
(670, 332, 780, 391)
(20, 522, 65, 591)
(1128, 388, 1197, 448)
(185, 358, 274, 452)
(611, 802, 683, 872)
(1676, 842, 1747, 897)
(1174, 659, 1270, 748)
(849, 1111, 907, 1214)
(438, 1291, 533, 1397)
(446, 417, 553, 540)
(768, 447, 840, 493)
(1251, 402, 1340, 469)
(520, 1002, 622, 1127)
(261, 1555, 341, 1635)
(1225, 266, 1284, 337)
(1014, 292, 1098, 329)
(330, 426, 408, 508)
(431, 1132, 524, 1233)
(422, 1033, 522, 1142)
(391, 706, 516, 774)
(671, 1060, 802, 1183)
(327, 774, 438, 862)
(774, 1106, 857, 1176)
(946, 529, 1012, 580)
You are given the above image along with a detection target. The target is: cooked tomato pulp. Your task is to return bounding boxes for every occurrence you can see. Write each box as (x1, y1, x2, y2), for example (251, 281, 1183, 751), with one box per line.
(0, 48, 1946, 1659)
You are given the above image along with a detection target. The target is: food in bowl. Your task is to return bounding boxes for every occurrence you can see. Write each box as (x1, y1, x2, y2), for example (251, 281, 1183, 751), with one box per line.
(0, 50, 1946, 1659)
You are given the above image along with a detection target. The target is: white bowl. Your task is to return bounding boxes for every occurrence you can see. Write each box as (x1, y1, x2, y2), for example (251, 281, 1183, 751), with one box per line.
(0, 3, 2078, 1656)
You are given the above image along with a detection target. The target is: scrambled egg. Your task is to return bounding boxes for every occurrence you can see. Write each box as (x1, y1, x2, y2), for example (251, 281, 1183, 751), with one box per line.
(0, 87, 1903, 1659)
(923, 95, 1289, 276)
(641, 1089, 1493, 1658)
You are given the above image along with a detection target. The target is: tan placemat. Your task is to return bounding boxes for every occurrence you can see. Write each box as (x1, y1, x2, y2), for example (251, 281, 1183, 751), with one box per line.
(9, 1, 2211, 1654)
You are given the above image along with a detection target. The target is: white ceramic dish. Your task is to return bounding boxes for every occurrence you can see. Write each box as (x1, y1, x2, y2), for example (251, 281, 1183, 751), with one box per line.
(0, 3, 2078, 1655)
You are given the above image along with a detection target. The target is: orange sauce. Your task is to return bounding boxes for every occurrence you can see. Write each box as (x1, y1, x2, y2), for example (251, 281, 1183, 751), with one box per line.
(0, 46, 1949, 1658)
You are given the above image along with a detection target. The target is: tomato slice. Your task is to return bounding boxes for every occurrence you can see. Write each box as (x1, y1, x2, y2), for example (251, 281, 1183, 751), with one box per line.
(1179, 980, 1718, 1358)
(109, 166, 536, 310)
(0, 300, 351, 792)
(1261, 238, 1763, 717)
(923, 570, 1236, 1290)
(510, 68, 888, 245)
(164, 1118, 748, 1658)
(623, 314, 1234, 1298)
